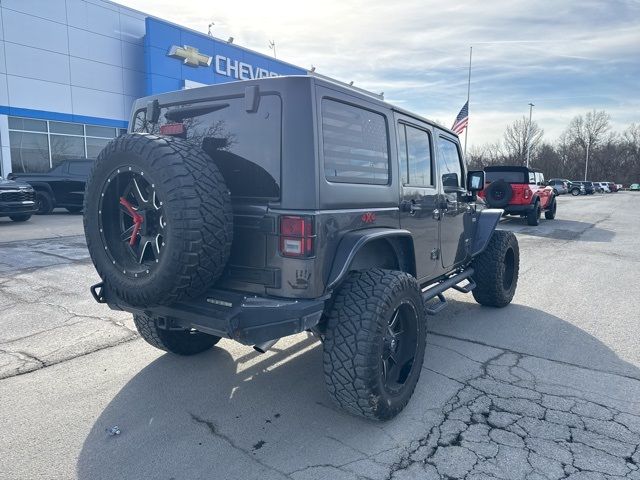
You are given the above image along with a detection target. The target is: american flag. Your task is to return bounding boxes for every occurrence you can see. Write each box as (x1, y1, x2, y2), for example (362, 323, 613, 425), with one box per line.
(452, 101, 469, 135)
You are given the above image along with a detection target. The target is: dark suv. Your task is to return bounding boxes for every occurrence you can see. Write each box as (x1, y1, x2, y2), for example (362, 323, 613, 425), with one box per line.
(0, 176, 36, 221)
(84, 76, 519, 420)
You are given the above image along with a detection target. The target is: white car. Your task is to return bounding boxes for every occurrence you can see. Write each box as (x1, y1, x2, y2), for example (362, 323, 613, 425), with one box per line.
(597, 182, 611, 193)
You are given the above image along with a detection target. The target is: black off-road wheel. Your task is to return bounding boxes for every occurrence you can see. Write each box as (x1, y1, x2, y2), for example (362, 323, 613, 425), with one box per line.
(526, 201, 540, 226)
(323, 269, 427, 421)
(544, 197, 557, 220)
(133, 313, 221, 355)
(35, 191, 54, 214)
(84, 133, 233, 307)
(9, 214, 31, 222)
(472, 230, 519, 308)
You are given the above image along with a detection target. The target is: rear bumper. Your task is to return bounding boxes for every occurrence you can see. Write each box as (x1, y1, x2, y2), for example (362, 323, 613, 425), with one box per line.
(91, 283, 327, 345)
(503, 204, 535, 215)
(0, 201, 37, 216)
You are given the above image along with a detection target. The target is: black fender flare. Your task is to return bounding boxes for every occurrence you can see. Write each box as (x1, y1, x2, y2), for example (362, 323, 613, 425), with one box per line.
(470, 209, 502, 257)
(326, 228, 416, 290)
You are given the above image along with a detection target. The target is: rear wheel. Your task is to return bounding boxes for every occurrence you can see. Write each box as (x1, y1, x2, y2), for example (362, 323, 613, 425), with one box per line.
(472, 230, 519, 308)
(9, 214, 31, 222)
(323, 269, 427, 420)
(571, 188, 580, 196)
(35, 191, 54, 214)
(544, 197, 557, 219)
(526, 201, 540, 226)
(133, 313, 221, 355)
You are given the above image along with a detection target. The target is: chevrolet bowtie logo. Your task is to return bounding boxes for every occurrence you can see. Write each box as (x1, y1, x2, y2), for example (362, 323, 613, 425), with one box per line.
(167, 45, 212, 67)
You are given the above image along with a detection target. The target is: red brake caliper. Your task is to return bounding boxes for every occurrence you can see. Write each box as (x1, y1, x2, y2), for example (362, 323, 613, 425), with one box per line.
(119, 197, 143, 246)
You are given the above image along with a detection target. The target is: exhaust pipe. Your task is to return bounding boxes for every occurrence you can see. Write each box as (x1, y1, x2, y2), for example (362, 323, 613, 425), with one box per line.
(253, 338, 279, 354)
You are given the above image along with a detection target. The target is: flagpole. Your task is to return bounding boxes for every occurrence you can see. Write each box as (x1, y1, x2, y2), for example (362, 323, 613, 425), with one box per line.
(464, 46, 472, 156)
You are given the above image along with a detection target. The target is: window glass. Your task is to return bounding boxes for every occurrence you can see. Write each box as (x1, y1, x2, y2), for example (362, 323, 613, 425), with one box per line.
(86, 137, 110, 159)
(8, 117, 47, 132)
(86, 125, 116, 138)
(486, 171, 527, 183)
(9, 131, 50, 173)
(398, 125, 409, 185)
(50, 121, 83, 135)
(400, 124, 432, 186)
(50, 135, 85, 166)
(529, 172, 536, 184)
(68, 162, 91, 175)
(322, 99, 389, 185)
(141, 95, 282, 198)
(538, 172, 545, 183)
(437, 137, 462, 187)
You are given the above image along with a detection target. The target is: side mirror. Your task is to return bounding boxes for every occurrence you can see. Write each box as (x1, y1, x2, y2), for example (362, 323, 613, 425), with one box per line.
(467, 170, 485, 192)
(442, 172, 459, 188)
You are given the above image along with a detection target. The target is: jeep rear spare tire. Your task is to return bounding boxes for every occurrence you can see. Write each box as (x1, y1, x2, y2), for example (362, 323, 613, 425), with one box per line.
(484, 179, 513, 208)
(84, 134, 233, 307)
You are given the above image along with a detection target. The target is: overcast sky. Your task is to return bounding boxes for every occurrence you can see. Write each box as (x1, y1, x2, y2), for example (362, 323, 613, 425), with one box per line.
(118, 0, 639, 148)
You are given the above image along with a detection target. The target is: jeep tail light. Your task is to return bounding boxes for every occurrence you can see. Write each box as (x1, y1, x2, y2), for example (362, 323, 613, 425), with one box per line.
(523, 187, 532, 200)
(160, 123, 185, 136)
(280, 216, 314, 258)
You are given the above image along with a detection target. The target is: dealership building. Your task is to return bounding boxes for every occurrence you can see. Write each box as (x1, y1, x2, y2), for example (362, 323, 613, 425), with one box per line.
(0, 0, 307, 176)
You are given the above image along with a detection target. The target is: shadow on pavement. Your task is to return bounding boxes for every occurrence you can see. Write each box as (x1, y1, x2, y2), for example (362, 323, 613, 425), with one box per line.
(499, 218, 614, 242)
(77, 303, 639, 479)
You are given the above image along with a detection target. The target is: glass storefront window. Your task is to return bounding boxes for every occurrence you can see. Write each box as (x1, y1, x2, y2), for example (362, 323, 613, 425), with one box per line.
(9, 131, 50, 173)
(86, 137, 111, 159)
(50, 121, 84, 135)
(86, 125, 116, 138)
(51, 135, 85, 165)
(8, 116, 123, 172)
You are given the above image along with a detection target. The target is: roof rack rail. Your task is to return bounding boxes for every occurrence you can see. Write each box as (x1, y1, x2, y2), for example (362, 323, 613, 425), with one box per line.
(306, 71, 384, 101)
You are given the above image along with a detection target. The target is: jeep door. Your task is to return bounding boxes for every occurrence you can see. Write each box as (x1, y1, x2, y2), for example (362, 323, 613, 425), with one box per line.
(436, 134, 471, 269)
(394, 115, 440, 281)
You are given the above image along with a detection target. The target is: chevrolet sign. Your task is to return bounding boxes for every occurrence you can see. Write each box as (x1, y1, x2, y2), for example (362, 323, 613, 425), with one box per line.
(167, 45, 212, 67)
(167, 45, 280, 80)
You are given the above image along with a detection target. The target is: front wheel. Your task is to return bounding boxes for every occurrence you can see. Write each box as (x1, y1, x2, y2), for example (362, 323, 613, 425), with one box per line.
(571, 188, 580, 196)
(472, 230, 519, 307)
(133, 313, 221, 355)
(9, 214, 31, 222)
(35, 191, 54, 214)
(323, 269, 427, 420)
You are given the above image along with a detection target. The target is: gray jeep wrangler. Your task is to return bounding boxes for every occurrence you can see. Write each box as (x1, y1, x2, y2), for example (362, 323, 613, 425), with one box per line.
(84, 75, 519, 420)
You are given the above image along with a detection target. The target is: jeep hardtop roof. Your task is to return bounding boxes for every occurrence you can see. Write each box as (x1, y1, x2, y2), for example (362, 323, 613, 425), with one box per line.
(485, 165, 543, 174)
(132, 75, 458, 137)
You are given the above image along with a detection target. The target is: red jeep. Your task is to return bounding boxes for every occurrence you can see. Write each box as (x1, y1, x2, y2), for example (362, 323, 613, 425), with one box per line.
(479, 166, 556, 226)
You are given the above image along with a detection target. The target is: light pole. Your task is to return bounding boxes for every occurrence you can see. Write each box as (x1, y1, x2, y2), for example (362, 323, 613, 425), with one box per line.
(526, 102, 534, 168)
(268, 40, 277, 59)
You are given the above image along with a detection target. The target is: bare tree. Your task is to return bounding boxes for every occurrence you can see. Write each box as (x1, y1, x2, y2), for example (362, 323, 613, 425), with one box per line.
(503, 117, 544, 166)
(561, 110, 611, 180)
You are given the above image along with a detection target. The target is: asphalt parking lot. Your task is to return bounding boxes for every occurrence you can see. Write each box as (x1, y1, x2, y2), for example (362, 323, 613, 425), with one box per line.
(1, 193, 639, 480)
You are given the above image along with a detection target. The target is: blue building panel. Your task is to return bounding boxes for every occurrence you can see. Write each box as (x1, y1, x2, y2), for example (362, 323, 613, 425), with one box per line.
(144, 17, 306, 95)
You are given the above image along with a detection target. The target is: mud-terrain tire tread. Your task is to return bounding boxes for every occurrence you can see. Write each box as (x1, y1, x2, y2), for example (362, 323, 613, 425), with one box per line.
(472, 230, 519, 307)
(84, 133, 233, 306)
(323, 268, 427, 420)
(134, 313, 220, 355)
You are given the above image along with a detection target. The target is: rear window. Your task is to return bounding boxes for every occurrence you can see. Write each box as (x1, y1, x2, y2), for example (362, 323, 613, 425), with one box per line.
(133, 95, 282, 199)
(321, 99, 389, 185)
(485, 171, 527, 183)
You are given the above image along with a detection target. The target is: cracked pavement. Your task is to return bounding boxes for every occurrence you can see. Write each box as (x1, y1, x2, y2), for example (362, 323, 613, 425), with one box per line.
(1, 193, 639, 479)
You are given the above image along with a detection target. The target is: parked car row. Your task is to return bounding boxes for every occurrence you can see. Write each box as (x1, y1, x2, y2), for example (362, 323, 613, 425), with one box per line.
(547, 179, 622, 196)
(6, 159, 91, 217)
